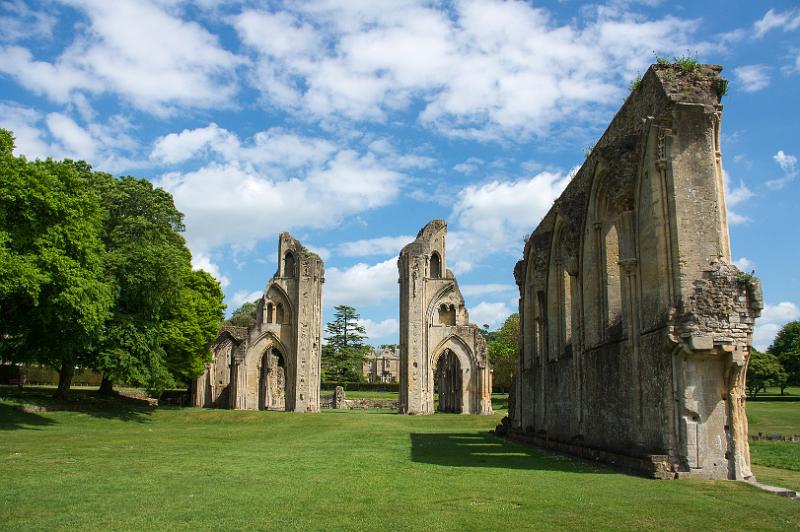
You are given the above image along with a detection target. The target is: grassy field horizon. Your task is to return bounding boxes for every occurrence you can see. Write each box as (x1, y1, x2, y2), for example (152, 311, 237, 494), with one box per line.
(2, 387, 799, 530)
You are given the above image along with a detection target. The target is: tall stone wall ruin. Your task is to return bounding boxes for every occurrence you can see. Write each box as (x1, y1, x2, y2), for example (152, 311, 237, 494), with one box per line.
(398, 220, 493, 415)
(192, 232, 324, 412)
(509, 64, 762, 479)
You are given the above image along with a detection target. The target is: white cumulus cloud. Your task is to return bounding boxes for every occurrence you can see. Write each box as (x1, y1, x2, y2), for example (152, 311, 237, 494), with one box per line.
(448, 171, 570, 272)
(358, 318, 400, 342)
(733, 65, 770, 93)
(152, 127, 403, 254)
(233, 1, 714, 139)
(753, 301, 800, 351)
(767, 150, 798, 190)
(226, 289, 262, 312)
(0, 0, 242, 114)
(324, 257, 398, 309)
(468, 301, 515, 330)
(337, 236, 415, 258)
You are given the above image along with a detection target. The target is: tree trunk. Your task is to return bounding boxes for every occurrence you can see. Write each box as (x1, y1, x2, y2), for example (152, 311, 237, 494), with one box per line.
(56, 360, 74, 398)
(99, 375, 115, 395)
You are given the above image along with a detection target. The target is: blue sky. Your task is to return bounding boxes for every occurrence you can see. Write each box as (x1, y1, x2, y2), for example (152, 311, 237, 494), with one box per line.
(1, 0, 798, 349)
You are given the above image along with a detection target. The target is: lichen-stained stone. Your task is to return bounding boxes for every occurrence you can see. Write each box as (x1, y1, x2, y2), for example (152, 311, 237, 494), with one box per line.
(191, 233, 324, 412)
(398, 220, 493, 415)
(509, 63, 762, 480)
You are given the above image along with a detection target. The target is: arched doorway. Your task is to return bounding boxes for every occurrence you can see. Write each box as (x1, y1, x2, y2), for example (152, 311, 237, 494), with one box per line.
(259, 347, 287, 411)
(434, 349, 462, 413)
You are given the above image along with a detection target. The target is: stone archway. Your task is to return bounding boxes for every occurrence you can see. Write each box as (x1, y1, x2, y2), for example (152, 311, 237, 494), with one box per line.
(259, 347, 287, 411)
(434, 348, 462, 413)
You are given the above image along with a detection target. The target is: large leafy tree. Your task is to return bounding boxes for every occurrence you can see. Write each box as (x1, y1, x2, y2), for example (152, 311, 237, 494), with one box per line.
(0, 130, 114, 396)
(89, 174, 223, 393)
(487, 314, 520, 391)
(322, 305, 369, 382)
(768, 321, 800, 395)
(745, 348, 787, 398)
(1, 129, 224, 395)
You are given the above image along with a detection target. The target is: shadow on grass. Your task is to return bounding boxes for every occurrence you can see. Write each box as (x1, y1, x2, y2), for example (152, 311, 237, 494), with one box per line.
(411, 432, 612, 473)
(0, 402, 58, 431)
(748, 395, 800, 402)
(0, 387, 154, 427)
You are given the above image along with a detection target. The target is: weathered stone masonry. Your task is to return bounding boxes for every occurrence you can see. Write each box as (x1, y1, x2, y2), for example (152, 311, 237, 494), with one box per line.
(398, 220, 493, 415)
(508, 64, 762, 479)
(192, 233, 324, 412)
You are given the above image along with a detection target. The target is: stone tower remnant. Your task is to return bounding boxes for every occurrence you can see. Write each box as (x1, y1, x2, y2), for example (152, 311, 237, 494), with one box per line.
(506, 64, 763, 479)
(398, 220, 493, 415)
(191, 233, 324, 412)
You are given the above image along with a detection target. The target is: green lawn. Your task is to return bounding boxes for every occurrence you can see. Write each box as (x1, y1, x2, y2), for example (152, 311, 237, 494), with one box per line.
(335, 390, 398, 400)
(747, 401, 800, 436)
(1, 390, 799, 530)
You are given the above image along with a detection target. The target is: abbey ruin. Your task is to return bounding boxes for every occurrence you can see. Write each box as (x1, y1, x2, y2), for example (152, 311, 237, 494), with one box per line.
(398, 221, 493, 415)
(505, 64, 762, 480)
(191, 233, 324, 412)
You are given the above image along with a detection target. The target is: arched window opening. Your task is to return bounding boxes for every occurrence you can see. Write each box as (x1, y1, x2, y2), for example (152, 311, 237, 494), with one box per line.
(562, 269, 573, 346)
(430, 252, 442, 279)
(604, 223, 623, 335)
(266, 302, 274, 324)
(438, 303, 455, 326)
(283, 252, 296, 278)
(259, 348, 286, 411)
(275, 303, 285, 324)
(434, 349, 462, 413)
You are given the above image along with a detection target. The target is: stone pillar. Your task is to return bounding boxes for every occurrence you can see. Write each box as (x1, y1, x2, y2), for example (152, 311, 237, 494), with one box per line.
(332, 386, 347, 409)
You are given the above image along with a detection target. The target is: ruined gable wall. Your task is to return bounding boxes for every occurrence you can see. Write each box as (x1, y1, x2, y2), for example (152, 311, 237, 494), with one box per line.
(511, 64, 761, 479)
(399, 220, 492, 415)
(192, 234, 323, 413)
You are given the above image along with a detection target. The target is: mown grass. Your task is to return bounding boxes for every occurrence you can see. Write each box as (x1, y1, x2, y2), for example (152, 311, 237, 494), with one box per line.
(747, 401, 800, 436)
(746, 393, 800, 473)
(1, 389, 799, 531)
(752, 464, 800, 492)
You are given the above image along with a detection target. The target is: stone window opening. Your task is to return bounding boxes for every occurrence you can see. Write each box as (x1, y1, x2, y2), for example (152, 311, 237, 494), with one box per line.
(562, 269, 573, 347)
(603, 222, 623, 338)
(266, 302, 274, 324)
(438, 303, 456, 326)
(283, 251, 296, 278)
(430, 252, 442, 279)
(275, 303, 285, 324)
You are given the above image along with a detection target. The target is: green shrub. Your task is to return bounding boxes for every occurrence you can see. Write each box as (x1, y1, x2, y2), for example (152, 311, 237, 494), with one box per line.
(321, 381, 399, 392)
(715, 78, 729, 98)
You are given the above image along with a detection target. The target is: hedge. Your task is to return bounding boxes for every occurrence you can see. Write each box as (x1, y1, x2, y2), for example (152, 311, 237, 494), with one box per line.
(321, 381, 399, 392)
(0, 365, 103, 386)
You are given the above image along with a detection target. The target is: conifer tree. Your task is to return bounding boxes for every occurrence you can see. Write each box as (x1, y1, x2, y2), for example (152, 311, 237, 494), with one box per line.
(322, 305, 369, 381)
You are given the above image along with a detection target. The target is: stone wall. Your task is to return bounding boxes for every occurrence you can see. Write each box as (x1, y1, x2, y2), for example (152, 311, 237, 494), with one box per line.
(192, 233, 324, 412)
(398, 220, 493, 415)
(509, 63, 762, 480)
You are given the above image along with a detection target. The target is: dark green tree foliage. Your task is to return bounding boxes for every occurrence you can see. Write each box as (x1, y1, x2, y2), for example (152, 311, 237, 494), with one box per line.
(160, 269, 225, 382)
(0, 130, 114, 395)
(322, 305, 369, 381)
(487, 313, 519, 390)
(0, 129, 225, 395)
(226, 300, 259, 328)
(90, 174, 223, 392)
(90, 174, 187, 390)
(746, 348, 787, 398)
(768, 321, 800, 394)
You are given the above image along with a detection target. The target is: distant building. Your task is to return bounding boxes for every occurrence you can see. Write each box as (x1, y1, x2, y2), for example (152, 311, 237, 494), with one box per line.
(363, 346, 400, 383)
